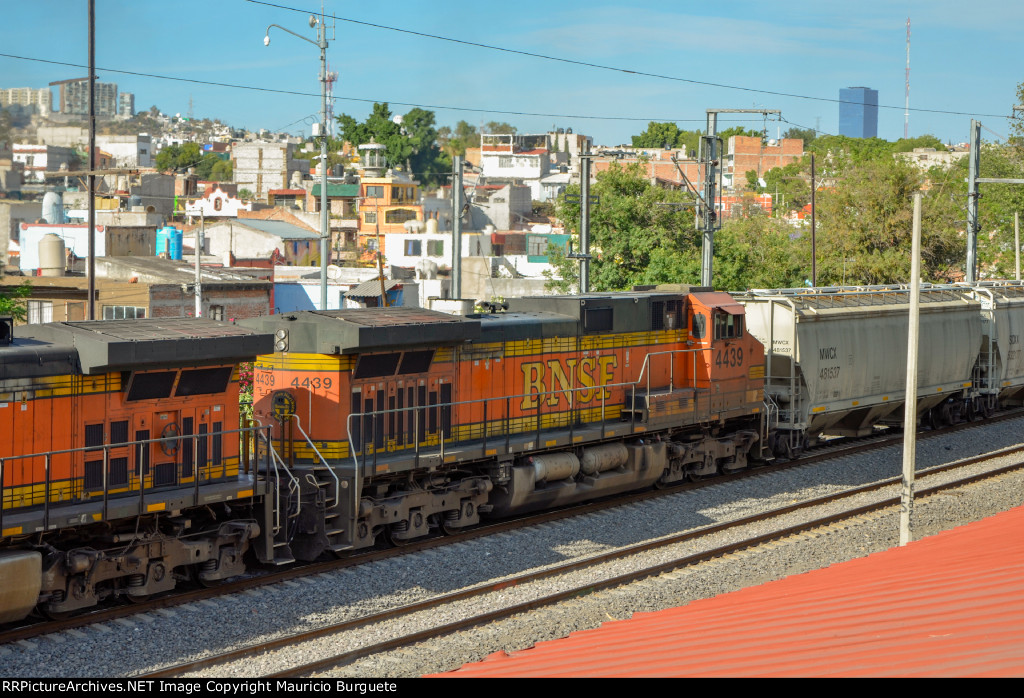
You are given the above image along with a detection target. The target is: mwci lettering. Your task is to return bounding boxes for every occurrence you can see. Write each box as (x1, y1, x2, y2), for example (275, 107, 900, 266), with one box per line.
(520, 356, 618, 410)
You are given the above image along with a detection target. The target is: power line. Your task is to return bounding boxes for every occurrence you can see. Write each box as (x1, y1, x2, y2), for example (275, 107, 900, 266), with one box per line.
(0, 51, 709, 123)
(245, 0, 1013, 121)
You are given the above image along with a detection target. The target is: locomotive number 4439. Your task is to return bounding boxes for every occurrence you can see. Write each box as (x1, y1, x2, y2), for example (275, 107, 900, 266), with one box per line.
(290, 376, 333, 390)
(715, 347, 744, 368)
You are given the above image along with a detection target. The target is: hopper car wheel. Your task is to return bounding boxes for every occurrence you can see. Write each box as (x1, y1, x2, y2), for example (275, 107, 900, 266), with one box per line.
(982, 398, 995, 419)
(38, 605, 73, 621)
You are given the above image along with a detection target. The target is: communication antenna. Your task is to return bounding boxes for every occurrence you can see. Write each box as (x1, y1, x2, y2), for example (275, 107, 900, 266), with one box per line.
(325, 62, 338, 135)
(905, 17, 911, 139)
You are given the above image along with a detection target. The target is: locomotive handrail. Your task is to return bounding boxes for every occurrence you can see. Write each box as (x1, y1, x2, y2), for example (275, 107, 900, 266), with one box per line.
(252, 420, 301, 534)
(634, 348, 702, 395)
(343, 369, 697, 475)
(287, 414, 339, 510)
(0, 424, 269, 524)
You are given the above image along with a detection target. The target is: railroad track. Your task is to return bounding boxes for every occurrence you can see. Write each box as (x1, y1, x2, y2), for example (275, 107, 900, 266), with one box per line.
(139, 439, 1024, 679)
(3, 409, 1021, 648)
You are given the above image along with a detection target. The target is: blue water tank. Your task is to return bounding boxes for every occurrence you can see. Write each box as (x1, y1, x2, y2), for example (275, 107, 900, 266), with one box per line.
(156, 226, 173, 256)
(169, 228, 183, 260)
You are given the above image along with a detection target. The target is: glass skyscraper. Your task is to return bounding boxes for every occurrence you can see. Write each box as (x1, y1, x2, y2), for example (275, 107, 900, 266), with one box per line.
(838, 87, 879, 138)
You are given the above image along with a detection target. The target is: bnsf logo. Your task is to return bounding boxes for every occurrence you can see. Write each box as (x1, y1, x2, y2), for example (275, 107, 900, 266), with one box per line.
(520, 356, 619, 410)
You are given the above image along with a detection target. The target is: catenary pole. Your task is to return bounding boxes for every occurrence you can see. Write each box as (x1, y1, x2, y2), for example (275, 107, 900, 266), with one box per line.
(900, 191, 923, 546)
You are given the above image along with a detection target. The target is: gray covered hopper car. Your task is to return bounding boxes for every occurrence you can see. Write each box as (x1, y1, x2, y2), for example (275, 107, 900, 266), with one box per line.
(737, 285, 982, 458)
(963, 281, 1024, 408)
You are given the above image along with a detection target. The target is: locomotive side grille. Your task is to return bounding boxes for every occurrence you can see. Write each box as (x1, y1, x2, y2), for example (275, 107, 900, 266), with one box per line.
(110, 420, 128, 445)
(212, 421, 222, 466)
(181, 417, 194, 477)
(84, 460, 103, 490)
(652, 301, 665, 330)
(109, 457, 128, 487)
(153, 462, 176, 487)
(85, 424, 104, 448)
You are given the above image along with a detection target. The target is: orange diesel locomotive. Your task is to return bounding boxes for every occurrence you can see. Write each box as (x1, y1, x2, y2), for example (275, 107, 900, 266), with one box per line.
(0, 318, 272, 622)
(245, 287, 766, 559)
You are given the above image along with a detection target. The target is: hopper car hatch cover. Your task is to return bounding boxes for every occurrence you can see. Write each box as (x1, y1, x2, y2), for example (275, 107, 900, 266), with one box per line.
(18, 319, 275, 374)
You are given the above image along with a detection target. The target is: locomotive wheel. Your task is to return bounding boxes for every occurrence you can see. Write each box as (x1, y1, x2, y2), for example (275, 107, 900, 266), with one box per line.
(125, 593, 150, 604)
(37, 605, 73, 621)
(385, 525, 416, 547)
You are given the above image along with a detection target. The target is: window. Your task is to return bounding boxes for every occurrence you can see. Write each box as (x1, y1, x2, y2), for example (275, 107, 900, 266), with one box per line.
(27, 300, 52, 324)
(691, 313, 707, 340)
(364, 211, 377, 224)
(498, 156, 513, 168)
(365, 185, 384, 198)
(713, 310, 744, 339)
(527, 236, 548, 256)
(209, 305, 225, 321)
(584, 307, 613, 332)
(102, 306, 145, 320)
(213, 197, 223, 211)
(385, 208, 417, 225)
(404, 239, 422, 256)
(427, 240, 444, 257)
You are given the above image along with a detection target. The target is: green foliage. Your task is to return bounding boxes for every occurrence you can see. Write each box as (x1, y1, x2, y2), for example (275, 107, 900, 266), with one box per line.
(553, 161, 700, 291)
(0, 280, 32, 322)
(238, 188, 253, 201)
(631, 122, 700, 155)
(155, 142, 203, 172)
(782, 127, 817, 147)
(193, 153, 232, 181)
(336, 103, 451, 186)
(812, 157, 964, 284)
(714, 216, 808, 291)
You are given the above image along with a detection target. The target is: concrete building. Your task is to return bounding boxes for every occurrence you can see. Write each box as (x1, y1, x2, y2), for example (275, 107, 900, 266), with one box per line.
(187, 184, 252, 218)
(231, 140, 304, 202)
(0, 87, 52, 114)
(383, 231, 491, 271)
(839, 87, 879, 139)
(12, 144, 76, 183)
(118, 92, 134, 118)
(0, 144, 26, 193)
(51, 78, 118, 117)
(894, 147, 969, 172)
(0, 258, 272, 324)
(96, 134, 153, 168)
(272, 264, 380, 312)
(467, 184, 532, 231)
(480, 133, 552, 201)
(202, 216, 320, 267)
(35, 126, 88, 149)
(0, 200, 42, 272)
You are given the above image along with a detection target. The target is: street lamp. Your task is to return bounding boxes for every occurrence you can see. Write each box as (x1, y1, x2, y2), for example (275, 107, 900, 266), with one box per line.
(265, 13, 331, 311)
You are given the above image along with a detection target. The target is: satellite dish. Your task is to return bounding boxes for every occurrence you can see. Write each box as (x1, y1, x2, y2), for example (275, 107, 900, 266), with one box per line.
(758, 178, 767, 188)
(392, 114, 404, 125)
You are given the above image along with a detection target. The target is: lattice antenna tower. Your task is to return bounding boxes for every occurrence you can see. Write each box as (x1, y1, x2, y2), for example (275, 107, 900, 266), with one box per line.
(905, 17, 911, 139)
(325, 62, 338, 135)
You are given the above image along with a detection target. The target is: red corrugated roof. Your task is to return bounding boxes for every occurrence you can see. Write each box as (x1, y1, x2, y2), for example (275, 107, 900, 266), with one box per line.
(435, 505, 1024, 678)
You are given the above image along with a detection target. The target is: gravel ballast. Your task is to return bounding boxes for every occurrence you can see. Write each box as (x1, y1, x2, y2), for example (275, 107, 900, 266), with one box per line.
(2, 418, 1023, 678)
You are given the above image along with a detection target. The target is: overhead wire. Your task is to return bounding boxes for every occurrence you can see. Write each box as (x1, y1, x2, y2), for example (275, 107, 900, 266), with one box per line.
(244, 0, 1014, 122)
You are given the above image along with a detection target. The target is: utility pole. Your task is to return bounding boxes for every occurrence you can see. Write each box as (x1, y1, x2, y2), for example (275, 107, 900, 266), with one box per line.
(579, 144, 592, 293)
(264, 11, 331, 310)
(701, 109, 780, 288)
(966, 119, 981, 283)
(451, 156, 463, 300)
(194, 209, 203, 318)
(900, 191, 924, 546)
(87, 0, 96, 320)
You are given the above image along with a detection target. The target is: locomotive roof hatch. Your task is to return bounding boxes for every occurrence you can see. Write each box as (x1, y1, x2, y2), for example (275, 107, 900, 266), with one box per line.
(508, 291, 690, 334)
(240, 307, 481, 354)
(20, 319, 274, 374)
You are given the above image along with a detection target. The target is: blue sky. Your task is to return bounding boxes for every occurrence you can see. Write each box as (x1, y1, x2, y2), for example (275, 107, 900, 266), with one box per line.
(2, 0, 1022, 146)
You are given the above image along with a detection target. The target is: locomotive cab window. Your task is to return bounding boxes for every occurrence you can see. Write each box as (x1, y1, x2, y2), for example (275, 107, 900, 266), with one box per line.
(713, 309, 744, 340)
(691, 313, 707, 340)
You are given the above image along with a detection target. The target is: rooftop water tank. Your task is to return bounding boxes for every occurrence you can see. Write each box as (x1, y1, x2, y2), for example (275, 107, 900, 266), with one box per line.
(42, 192, 64, 225)
(425, 218, 438, 235)
(38, 233, 65, 277)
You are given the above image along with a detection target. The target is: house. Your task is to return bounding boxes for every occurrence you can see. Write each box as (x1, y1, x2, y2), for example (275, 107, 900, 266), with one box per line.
(272, 264, 379, 312)
(356, 142, 424, 247)
(232, 140, 305, 202)
(188, 184, 252, 218)
(724, 136, 804, 190)
(0, 257, 272, 324)
(479, 133, 552, 201)
(202, 214, 320, 267)
(12, 144, 76, 183)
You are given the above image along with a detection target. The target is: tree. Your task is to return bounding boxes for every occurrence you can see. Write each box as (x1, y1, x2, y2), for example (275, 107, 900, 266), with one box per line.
(783, 127, 817, 147)
(336, 103, 450, 185)
(155, 142, 203, 173)
(812, 156, 964, 284)
(714, 215, 808, 291)
(0, 281, 32, 322)
(631, 122, 701, 155)
(553, 161, 700, 291)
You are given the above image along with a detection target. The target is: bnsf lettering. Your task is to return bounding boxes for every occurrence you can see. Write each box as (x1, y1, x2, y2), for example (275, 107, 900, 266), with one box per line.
(819, 346, 838, 360)
(521, 356, 618, 410)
